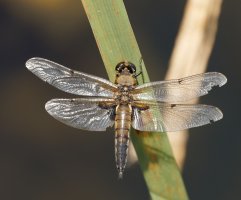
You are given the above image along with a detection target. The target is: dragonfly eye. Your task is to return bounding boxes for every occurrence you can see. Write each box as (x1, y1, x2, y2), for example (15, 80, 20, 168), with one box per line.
(115, 62, 125, 72)
(127, 64, 136, 74)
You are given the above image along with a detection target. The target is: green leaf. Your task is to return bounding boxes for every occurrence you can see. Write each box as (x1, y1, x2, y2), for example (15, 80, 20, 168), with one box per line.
(81, 0, 189, 199)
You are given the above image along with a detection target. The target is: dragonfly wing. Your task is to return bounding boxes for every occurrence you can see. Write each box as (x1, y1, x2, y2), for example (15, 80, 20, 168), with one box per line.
(45, 98, 115, 131)
(26, 57, 117, 97)
(132, 101, 223, 132)
(132, 72, 227, 102)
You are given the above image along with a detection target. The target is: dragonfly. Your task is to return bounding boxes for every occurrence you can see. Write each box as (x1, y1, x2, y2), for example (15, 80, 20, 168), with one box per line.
(26, 57, 227, 178)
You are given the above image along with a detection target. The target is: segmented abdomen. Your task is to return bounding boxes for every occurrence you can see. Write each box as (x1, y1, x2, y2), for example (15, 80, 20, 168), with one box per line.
(114, 104, 132, 178)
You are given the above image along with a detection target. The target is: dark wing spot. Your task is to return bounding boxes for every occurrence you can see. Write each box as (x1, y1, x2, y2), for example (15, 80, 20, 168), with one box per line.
(178, 79, 182, 84)
(171, 104, 176, 108)
(210, 119, 214, 124)
(69, 70, 74, 75)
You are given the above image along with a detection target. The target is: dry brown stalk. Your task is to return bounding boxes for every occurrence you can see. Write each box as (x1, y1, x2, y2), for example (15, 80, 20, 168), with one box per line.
(166, 0, 223, 168)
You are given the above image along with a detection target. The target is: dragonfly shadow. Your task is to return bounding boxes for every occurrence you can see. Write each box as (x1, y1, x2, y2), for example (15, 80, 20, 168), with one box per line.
(131, 131, 176, 173)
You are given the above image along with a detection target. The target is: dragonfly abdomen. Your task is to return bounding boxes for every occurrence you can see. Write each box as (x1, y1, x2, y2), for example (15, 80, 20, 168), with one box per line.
(114, 104, 132, 178)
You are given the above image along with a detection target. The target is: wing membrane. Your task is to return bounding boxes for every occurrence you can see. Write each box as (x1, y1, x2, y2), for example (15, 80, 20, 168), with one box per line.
(26, 58, 117, 97)
(132, 72, 227, 102)
(45, 98, 115, 131)
(132, 101, 223, 132)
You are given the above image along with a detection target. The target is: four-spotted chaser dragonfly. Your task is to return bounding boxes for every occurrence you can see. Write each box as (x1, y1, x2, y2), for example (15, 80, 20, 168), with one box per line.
(26, 57, 227, 178)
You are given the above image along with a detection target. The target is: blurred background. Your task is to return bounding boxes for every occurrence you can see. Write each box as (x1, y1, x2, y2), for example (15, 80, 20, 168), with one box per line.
(0, 0, 240, 199)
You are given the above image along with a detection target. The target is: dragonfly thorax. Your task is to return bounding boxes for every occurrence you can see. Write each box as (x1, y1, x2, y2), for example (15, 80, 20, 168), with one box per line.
(115, 74, 137, 86)
(115, 86, 134, 104)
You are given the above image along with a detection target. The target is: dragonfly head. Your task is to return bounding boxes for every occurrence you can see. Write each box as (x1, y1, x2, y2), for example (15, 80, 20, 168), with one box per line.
(115, 61, 136, 75)
(115, 61, 137, 86)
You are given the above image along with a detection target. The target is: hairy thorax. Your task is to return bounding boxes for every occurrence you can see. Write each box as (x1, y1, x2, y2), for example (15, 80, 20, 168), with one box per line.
(115, 85, 135, 105)
(114, 71, 137, 105)
(115, 74, 136, 86)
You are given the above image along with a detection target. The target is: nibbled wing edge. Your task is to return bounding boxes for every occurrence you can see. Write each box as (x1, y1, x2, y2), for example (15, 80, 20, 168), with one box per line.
(132, 101, 223, 132)
(132, 72, 227, 103)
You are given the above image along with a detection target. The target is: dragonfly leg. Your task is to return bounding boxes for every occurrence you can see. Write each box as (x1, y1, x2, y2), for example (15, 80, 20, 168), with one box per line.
(98, 101, 116, 109)
(131, 102, 149, 111)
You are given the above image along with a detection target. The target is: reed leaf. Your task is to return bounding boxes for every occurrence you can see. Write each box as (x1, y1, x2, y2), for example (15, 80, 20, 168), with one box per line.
(81, 1, 188, 199)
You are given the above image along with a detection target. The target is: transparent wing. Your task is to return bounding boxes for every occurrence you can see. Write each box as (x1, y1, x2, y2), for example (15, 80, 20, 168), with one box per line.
(132, 101, 223, 132)
(26, 57, 117, 97)
(45, 98, 115, 131)
(132, 72, 227, 103)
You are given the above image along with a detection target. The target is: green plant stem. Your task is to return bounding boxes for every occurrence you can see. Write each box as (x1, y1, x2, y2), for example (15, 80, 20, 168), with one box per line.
(81, 1, 188, 199)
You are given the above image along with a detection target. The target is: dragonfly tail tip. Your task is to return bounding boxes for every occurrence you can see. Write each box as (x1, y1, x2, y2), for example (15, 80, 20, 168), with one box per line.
(118, 172, 123, 179)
